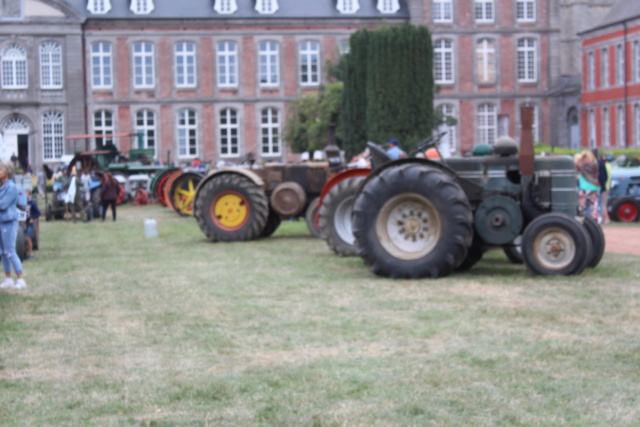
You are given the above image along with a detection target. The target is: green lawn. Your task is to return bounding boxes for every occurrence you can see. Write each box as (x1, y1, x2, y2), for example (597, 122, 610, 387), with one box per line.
(1, 204, 639, 426)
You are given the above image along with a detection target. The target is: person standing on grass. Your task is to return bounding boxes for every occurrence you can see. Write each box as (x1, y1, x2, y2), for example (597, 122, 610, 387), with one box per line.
(100, 172, 120, 222)
(0, 162, 26, 290)
(575, 150, 601, 223)
(25, 188, 40, 259)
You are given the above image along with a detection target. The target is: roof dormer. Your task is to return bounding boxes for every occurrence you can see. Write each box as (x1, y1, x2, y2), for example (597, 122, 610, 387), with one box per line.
(131, 0, 154, 15)
(255, 0, 279, 15)
(214, 0, 238, 14)
(337, 0, 360, 14)
(377, 0, 400, 14)
(87, 0, 111, 15)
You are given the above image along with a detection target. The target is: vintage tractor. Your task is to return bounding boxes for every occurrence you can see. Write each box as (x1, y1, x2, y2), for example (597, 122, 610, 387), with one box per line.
(349, 106, 605, 278)
(193, 161, 332, 241)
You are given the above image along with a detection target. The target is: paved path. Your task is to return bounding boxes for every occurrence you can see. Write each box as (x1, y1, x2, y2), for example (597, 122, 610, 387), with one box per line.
(603, 225, 640, 256)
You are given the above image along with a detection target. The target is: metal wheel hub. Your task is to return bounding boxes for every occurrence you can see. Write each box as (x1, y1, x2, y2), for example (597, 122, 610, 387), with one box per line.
(335, 196, 356, 245)
(376, 194, 441, 260)
(213, 192, 248, 230)
(533, 227, 575, 270)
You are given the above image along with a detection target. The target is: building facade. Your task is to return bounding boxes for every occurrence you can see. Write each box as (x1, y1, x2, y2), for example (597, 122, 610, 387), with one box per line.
(0, 0, 619, 173)
(580, 0, 640, 149)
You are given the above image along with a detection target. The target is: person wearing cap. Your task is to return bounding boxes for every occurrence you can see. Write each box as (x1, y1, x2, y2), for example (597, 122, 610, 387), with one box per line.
(385, 139, 407, 160)
(0, 162, 26, 290)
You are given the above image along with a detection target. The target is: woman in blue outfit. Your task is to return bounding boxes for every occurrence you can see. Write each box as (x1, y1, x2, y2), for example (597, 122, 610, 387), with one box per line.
(0, 162, 26, 290)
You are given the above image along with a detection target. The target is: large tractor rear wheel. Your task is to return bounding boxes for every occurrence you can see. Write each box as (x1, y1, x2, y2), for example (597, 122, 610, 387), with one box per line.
(194, 174, 268, 242)
(319, 176, 364, 257)
(352, 163, 473, 279)
(521, 213, 592, 276)
(305, 197, 323, 238)
(261, 207, 282, 238)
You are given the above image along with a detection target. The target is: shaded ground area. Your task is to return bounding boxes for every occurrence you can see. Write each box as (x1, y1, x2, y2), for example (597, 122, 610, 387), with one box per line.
(603, 225, 640, 256)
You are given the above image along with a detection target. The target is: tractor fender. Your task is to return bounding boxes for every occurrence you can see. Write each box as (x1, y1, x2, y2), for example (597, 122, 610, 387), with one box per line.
(318, 167, 371, 210)
(194, 168, 266, 204)
(358, 158, 483, 203)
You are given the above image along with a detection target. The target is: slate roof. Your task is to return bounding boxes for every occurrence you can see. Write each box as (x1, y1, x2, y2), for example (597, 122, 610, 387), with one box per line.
(581, 0, 640, 34)
(63, 0, 410, 20)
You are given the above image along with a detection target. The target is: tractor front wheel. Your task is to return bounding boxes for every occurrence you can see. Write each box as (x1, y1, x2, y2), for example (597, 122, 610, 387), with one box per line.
(521, 213, 591, 275)
(582, 215, 605, 268)
(194, 174, 268, 242)
(305, 197, 323, 238)
(352, 163, 473, 278)
(319, 176, 364, 256)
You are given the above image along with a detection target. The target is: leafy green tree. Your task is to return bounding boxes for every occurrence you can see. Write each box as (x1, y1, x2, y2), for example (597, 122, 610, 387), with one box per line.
(285, 82, 343, 155)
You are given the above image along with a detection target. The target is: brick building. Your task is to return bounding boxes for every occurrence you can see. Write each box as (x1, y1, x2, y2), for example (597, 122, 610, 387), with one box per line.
(0, 0, 619, 172)
(580, 0, 640, 149)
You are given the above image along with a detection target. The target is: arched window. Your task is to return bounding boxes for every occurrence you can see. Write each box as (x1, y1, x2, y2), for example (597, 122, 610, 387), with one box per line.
(93, 110, 114, 149)
(40, 42, 62, 89)
(130, 0, 154, 14)
(42, 112, 64, 161)
(219, 108, 239, 157)
(477, 103, 497, 145)
(377, 0, 400, 14)
(214, 0, 238, 14)
(87, 0, 112, 14)
(476, 39, 496, 84)
(135, 110, 156, 156)
(255, 0, 278, 14)
(299, 41, 320, 86)
(337, 0, 359, 14)
(434, 39, 454, 84)
(1, 44, 28, 89)
(177, 109, 198, 157)
(261, 108, 281, 156)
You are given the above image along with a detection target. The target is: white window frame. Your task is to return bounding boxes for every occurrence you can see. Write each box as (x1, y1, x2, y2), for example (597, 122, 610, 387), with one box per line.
(516, 0, 535, 23)
(217, 41, 238, 88)
(588, 109, 596, 148)
(617, 105, 626, 147)
(91, 41, 112, 89)
(474, 0, 494, 23)
(87, 0, 112, 14)
(255, 0, 278, 14)
(1, 44, 28, 89)
(337, 0, 360, 14)
(93, 110, 114, 149)
(433, 0, 453, 23)
(175, 41, 196, 88)
(377, 0, 400, 14)
(176, 109, 198, 158)
(299, 41, 320, 86)
(635, 41, 640, 83)
(214, 0, 238, 14)
(601, 47, 609, 88)
(42, 112, 64, 161)
(616, 44, 624, 86)
(258, 41, 280, 87)
(135, 109, 157, 156)
(260, 107, 281, 156)
(436, 103, 458, 155)
(602, 107, 610, 147)
(133, 41, 155, 89)
(40, 42, 63, 90)
(476, 38, 496, 84)
(635, 104, 640, 146)
(219, 108, 240, 157)
(434, 39, 454, 84)
(130, 0, 154, 14)
(477, 103, 497, 145)
(517, 38, 537, 83)
(588, 51, 595, 90)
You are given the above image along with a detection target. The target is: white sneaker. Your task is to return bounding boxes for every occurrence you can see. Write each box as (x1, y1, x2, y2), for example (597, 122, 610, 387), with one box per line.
(14, 278, 26, 289)
(0, 278, 15, 289)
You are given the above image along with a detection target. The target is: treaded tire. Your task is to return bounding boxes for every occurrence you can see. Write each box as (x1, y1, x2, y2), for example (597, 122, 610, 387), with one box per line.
(261, 207, 281, 238)
(521, 213, 592, 276)
(610, 197, 640, 222)
(305, 197, 323, 238)
(582, 215, 605, 268)
(503, 236, 523, 264)
(194, 174, 268, 242)
(319, 176, 364, 257)
(456, 234, 484, 272)
(352, 163, 473, 279)
(16, 226, 26, 261)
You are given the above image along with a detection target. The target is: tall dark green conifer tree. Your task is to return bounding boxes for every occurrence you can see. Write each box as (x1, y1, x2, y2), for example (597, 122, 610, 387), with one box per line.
(342, 25, 435, 157)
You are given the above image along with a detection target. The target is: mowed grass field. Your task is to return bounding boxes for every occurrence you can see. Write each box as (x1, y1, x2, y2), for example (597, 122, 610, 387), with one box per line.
(1, 203, 639, 426)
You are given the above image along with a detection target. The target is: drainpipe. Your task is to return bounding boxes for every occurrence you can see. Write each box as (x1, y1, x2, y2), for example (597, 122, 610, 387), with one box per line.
(624, 21, 629, 147)
(81, 21, 89, 152)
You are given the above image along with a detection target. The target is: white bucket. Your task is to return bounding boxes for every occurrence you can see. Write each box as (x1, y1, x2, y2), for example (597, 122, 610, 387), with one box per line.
(144, 218, 158, 238)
